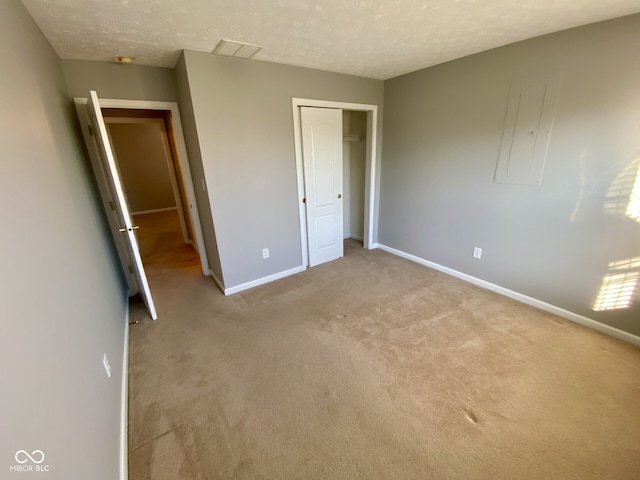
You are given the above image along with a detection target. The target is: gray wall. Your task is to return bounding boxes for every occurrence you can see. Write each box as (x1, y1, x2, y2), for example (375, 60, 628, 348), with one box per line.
(181, 51, 384, 288)
(62, 59, 178, 101)
(380, 14, 640, 335)
(174, 53, 224, 283)
(0, 1, 127, 478)
(107, 121, 177, 213)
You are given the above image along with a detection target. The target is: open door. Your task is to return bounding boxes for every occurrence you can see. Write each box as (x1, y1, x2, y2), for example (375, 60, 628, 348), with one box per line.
(86, 91, 158, 320)
(301, 107, 344, 266)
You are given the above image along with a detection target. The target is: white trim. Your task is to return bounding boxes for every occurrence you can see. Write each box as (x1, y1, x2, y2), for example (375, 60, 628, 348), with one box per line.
(375, 244, 640, 347)
(210, 272, 225, 293)
(292, 98, 379, 268)
(224, 265, 306, 295)
(74, 97, 210, 277)
(131, 207, 177, 215)
(349, 234, 364, 241)
(120, 301, 130, 480)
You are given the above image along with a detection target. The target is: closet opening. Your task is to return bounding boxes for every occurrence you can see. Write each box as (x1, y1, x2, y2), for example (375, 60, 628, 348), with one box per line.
(342, 110, 368, 256)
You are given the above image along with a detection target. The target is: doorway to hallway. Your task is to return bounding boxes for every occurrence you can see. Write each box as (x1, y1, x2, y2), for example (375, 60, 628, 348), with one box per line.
(133, 210, 200, 270)
(102, 109, 200, 271)
(75, 94, 210, 320)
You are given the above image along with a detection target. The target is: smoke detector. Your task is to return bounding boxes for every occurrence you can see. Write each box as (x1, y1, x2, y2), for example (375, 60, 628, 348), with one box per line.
(212, 39, 262, 59)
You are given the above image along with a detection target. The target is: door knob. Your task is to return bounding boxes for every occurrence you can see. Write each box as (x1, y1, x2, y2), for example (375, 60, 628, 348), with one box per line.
(338, 194, 342, 199)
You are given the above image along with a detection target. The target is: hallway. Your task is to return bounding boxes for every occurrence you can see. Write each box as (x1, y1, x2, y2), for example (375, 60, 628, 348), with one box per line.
(133, 210, 200, 271)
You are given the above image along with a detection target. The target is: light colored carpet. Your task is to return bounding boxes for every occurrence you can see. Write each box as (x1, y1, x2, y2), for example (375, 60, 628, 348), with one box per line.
(133, 210, 200, 270)
(128, 238, 640, 480)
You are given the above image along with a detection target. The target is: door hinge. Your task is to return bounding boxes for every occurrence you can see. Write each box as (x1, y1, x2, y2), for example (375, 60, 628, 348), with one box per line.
(88, 125, 93, 136)
(128, 265, 133, 274)
(109, 200, 115, 211)
(302, 197, 306, 203)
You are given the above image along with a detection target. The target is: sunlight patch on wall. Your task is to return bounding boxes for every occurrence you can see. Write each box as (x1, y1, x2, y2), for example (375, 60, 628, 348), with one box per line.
(593, 257, 640, 312)
(608, 257, 640, 271)
(603, 155, 640, 222)
(625, 161, 640, 222)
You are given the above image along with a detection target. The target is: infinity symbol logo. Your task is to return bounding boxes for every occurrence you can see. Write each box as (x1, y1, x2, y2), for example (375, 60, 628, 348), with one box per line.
(15, 450, 45, 464)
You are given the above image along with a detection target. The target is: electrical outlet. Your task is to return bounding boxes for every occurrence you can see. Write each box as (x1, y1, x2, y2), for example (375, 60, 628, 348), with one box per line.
(473, 247, 482, 260)
(103, 353, 112, 378)
(262, 248, 270, 259)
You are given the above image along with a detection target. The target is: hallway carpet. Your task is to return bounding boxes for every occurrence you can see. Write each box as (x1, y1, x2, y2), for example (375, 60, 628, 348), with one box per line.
(128, 240, 640, 479)
(133, 210, 200, 269)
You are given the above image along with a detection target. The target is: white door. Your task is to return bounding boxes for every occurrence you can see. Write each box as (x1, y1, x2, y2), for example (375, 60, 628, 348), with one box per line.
(301, 107, 343, 267)
(87, 91, 158, 320)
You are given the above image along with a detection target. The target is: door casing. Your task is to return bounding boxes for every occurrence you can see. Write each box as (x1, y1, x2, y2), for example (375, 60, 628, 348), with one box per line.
(292, 98, 379, 267)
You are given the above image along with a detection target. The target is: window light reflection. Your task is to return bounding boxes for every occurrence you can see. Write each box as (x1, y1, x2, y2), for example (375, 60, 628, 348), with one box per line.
(593, 271, 639, 312)
(602, 155, 640, 223)
(625, 163, 640, 222)
(608, 257, 640, 271)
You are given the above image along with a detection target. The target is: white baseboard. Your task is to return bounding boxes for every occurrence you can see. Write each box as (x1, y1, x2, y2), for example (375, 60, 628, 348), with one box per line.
(349, 234, 363, 241)
(224, 265, 306, 295)
(120, 301, 130, 480)
(131, 207, 177, 215)
(375, 243, 640, 347)
(210, 272, 225, 293)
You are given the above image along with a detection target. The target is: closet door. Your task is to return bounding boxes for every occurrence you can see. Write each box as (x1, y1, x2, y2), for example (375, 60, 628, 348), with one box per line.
(301, 107, 343, 267)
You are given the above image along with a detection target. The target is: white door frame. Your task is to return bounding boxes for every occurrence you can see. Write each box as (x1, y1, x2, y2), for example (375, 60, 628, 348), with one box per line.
(292, 98, 378, 267)
(74, 97, 210, 277)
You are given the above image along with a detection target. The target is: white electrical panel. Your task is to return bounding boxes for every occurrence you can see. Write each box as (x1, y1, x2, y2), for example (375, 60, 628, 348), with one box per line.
(494, 74, 562, 186)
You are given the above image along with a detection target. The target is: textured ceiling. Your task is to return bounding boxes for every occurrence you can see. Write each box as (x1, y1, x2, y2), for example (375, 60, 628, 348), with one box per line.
(21, 0, 640, 80)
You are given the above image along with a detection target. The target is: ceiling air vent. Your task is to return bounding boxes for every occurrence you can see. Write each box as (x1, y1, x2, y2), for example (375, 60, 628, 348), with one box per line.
(212, 39, 262, 59)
